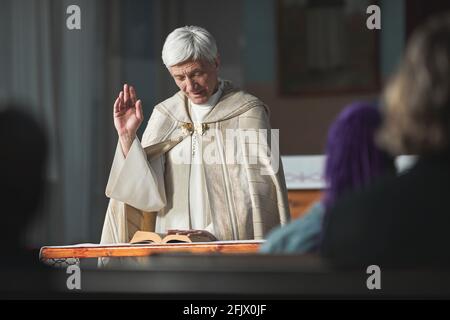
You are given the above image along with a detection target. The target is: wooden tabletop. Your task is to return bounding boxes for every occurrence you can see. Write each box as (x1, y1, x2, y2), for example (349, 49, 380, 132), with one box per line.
(39, 241, 262, 260)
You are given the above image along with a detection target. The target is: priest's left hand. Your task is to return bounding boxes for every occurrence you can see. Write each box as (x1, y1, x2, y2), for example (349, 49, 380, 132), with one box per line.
(167, 229, 218, 241)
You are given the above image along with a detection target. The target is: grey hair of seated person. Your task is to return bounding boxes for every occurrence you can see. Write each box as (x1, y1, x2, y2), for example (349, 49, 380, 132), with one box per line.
(378, 13, 450, 156)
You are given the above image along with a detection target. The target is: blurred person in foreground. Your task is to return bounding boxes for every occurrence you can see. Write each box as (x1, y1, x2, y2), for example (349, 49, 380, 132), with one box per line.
(260, 102, 395, 254)
(0, 104, 53, 298)
(321, 13, 450, 267)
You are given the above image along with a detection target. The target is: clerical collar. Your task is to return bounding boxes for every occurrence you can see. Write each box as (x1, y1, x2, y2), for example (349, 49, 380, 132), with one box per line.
(190, 80, 224, 109)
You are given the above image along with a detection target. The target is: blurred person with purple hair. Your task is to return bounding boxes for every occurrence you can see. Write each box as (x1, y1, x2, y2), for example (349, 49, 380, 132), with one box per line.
(260, 102, 395, 254)
(321, 13, 450, 267)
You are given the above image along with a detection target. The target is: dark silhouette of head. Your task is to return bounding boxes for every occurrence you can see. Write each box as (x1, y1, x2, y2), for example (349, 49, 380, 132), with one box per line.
(0, 104, 55, 298)
(0, 104, 47, 247)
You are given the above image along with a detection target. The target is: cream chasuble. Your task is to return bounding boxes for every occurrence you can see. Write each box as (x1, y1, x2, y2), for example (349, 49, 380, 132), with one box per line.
(100, 80, 290, 245)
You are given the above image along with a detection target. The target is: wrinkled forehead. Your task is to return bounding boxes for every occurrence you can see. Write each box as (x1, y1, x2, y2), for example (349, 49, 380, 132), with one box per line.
(169, 59, 212, 76)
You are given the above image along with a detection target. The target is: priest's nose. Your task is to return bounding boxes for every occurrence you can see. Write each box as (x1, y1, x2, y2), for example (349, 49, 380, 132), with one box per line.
(185, 77, 197, 93)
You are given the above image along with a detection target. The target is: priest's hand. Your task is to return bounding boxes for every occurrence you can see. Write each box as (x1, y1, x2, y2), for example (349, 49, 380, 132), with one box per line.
(167, 229, 218, 241)
(113, 84, 144, 156)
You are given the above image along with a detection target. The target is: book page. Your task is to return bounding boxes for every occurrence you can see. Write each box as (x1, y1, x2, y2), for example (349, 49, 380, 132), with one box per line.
(130, 231, 164, 244)
(161, 234, 192, 243)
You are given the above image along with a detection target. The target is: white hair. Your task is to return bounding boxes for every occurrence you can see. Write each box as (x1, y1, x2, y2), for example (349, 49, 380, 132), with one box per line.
(162, 26, 218, 68)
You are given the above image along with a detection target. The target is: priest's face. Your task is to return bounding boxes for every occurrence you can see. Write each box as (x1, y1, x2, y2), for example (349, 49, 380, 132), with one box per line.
(169, 58, 220, 105)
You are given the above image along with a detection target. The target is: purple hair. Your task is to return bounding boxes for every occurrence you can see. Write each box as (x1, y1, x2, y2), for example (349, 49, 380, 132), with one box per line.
(322, 102, 395, 210)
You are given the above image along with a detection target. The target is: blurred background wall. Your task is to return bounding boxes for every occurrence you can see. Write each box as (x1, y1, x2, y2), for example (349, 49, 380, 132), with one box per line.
(0, 0, 447, 246)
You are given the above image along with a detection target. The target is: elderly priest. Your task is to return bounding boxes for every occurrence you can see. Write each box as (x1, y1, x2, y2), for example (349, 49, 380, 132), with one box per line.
(100, 26, 290, 245)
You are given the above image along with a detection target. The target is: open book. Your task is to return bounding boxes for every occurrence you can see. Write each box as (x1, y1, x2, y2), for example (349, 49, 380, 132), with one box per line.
(130, 231, 214, 244)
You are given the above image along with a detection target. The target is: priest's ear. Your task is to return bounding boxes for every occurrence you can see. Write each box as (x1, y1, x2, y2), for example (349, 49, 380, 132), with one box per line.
(214, 55, 221, 70)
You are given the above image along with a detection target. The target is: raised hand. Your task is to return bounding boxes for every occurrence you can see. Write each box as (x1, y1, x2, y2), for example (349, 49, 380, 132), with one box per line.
(114, 84, 143, 136)
(113, 84, 143, 155)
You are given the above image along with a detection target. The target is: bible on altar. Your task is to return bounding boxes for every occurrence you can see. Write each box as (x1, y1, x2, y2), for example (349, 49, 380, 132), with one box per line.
(130, 231, 214, 244)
